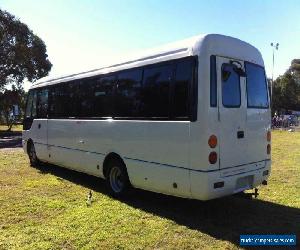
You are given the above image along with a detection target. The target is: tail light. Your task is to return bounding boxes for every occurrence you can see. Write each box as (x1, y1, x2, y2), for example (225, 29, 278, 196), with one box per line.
(267, 144, 271, 154)
(208, 135, 218, 148)
(267, 131, 271, 142)
(209, 152, 218, 164)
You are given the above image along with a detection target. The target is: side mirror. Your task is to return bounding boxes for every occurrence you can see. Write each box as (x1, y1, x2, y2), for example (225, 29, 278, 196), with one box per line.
(233, 67, 247, 77)
(230, 60, 247, 77)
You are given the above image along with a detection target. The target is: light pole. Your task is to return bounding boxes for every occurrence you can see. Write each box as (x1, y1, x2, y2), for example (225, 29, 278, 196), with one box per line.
(270, 42, 279, 100)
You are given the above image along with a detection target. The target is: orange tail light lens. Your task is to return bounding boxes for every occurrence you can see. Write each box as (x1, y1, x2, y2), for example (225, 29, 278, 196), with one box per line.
(209, 152, 218, 164)
(267, 131, 271, 142)
(208, 135, 218, 148)
(267, 144, 271, 154)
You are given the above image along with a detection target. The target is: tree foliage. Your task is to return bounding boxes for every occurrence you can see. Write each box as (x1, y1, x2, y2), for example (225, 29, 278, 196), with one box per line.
(272, 59, 300, 113)
(290, 59, 300, 80)
(0, 86, 26, 131)
(0, 9, 52, 90)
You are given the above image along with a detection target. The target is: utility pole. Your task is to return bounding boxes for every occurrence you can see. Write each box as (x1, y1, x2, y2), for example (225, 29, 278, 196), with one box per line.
(270, 42, 279, 100)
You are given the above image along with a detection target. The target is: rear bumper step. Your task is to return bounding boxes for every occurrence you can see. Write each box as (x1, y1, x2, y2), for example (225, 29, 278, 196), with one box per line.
(220, 159, 270, 178)
(190, 160, 271, 200)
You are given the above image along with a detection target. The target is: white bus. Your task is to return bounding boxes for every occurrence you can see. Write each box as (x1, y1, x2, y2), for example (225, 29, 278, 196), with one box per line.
(22, 34, 271, 200)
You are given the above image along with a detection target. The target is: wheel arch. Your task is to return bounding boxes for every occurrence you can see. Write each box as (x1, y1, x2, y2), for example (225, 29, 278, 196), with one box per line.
(102, 152, 127, 178)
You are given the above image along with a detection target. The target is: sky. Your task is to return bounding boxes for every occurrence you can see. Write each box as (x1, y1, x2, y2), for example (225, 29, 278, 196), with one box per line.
(1, 0, 300, 90)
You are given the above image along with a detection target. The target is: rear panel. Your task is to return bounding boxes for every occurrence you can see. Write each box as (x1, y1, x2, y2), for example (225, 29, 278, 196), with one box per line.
(215, 56, 271, 170)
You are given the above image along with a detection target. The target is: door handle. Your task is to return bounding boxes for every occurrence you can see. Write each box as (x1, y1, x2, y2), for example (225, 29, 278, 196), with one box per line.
(38, 124, 41, 129)
(237, 131, 244, 139)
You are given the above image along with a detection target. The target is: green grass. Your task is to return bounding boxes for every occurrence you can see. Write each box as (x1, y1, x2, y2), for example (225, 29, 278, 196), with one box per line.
(0, 131, 299, 249)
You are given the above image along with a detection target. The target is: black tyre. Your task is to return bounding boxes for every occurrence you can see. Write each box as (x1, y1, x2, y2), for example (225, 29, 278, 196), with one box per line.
(28, 141, 39, 167)
(105, 158, 130, 197)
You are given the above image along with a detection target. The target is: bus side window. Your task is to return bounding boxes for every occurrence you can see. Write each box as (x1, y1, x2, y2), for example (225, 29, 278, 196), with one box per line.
(141, 64, 172, 118)
(37, 88, 49, 118)
(115, 69, 143, 118)
(25, 90, 34, 118)
(173, 59, 193, 118)
(50, 84, 68, 118)
(79, 78, 95, 117)
(31, 90, 38, 118)
(93, 75, 115, 118)
(67, 81, 80, 117)
(23, 89, 37, 130)
(48, 86, 56, 118)
(210, 55, 217, 107)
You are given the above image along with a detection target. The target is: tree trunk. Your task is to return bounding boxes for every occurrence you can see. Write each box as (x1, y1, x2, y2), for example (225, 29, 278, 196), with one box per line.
(4, 112, 13, 132)
(7, 121, 13, 132)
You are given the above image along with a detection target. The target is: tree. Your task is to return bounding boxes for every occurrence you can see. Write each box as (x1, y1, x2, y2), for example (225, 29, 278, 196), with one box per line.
(271, 59, 300, 114)
(0, 9, 52, 90)
(0, 85, 25, 131)
(290, 59, 300, 72)
(289, 59, 300, 83)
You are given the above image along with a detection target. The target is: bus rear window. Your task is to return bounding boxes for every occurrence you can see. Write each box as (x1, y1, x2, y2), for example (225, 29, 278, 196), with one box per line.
(245, 62, 269, 108)
(221, 64, 241, 108)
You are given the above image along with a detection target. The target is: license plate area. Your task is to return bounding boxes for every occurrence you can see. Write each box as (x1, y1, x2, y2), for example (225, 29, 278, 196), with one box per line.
(234, 175, 254, 193)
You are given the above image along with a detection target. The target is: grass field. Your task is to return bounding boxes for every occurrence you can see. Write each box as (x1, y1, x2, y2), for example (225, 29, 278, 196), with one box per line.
(0, 130, 299, 249)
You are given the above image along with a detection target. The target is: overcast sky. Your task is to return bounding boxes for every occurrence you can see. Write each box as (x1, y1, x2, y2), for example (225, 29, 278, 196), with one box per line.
(2, 0, 300, 90)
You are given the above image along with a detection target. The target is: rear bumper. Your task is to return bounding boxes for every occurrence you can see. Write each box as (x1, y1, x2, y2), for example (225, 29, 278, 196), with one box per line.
(190, 160, 271, 200)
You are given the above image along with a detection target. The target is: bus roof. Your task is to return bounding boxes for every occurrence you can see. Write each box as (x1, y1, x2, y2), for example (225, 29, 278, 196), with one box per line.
(31, 34, 263, 89)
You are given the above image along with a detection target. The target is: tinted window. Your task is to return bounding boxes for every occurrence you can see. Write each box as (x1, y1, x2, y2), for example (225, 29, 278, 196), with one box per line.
(48, 76, 115, 118)
(245, 63, 269, 108)
(23, 90, 37, 130)
(141, 65, 172, 117)
(222, 64, 241, 107)
(45, 57, 196, 120)
(67, 81, 80, 117)
(37, 88, 48, 118)
(93, 75, 115, 117)
(210, 55, 217, 107)
(49, 82, 80, 117)
(79, 78, 95, 117)
(173, 60, 192, 117)
(25, 90, 34, 118)
(31, 90, 37, 117)
(115, 69, 142, 117)
(49, 84, 67, 117)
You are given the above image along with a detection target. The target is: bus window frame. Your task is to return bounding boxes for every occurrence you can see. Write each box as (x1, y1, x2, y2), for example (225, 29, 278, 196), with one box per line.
(244, 61, 270, 109)
(43, 56, 198, 122)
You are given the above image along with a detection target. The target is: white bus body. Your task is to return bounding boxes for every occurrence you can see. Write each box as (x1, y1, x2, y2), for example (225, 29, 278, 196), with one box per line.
(22, 34, 271, 200)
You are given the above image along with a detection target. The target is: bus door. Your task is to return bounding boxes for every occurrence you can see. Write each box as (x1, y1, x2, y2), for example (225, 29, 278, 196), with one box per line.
(216, 56, 247, 169)
(32, 88, 49, 161)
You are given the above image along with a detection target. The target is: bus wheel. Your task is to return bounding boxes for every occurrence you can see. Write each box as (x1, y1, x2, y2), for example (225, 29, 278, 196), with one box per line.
(106, 158, 130, 197)
(28, 141, 39, 167)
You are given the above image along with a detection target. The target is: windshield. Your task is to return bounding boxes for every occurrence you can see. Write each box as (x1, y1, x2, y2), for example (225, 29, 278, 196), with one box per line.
(245, 62, 269, 108)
